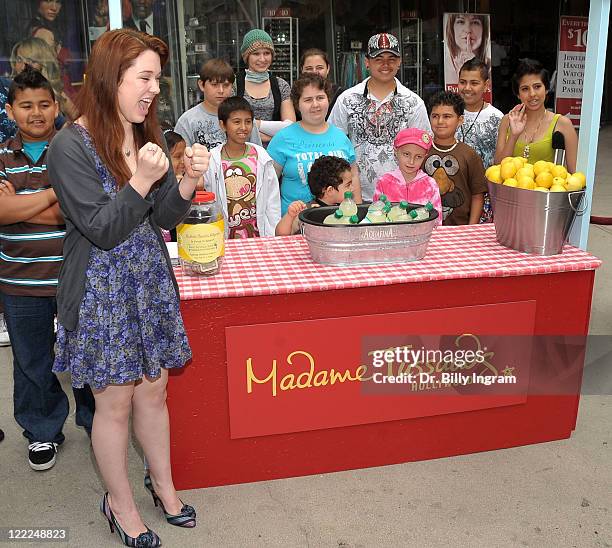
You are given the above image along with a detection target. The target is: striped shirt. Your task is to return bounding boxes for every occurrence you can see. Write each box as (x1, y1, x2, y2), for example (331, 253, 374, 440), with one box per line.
(0, 131, 64, 296)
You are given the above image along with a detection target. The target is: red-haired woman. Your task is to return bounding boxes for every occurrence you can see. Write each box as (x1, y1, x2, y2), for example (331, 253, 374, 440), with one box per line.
(47, 29, 209, 547)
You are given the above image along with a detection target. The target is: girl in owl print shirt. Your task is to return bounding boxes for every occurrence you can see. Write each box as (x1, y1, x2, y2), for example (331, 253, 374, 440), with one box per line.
(373, 128, 442, 226)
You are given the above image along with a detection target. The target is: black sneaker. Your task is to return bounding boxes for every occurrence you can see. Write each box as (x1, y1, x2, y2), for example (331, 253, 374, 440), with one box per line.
(28, 442, 58, 471)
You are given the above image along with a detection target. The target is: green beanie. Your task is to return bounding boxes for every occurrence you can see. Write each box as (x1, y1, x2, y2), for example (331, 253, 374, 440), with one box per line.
(240, 29, 275, 62)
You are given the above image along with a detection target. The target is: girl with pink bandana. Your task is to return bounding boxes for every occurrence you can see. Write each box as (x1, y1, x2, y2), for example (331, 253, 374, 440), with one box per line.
(373, 127, 442, 226)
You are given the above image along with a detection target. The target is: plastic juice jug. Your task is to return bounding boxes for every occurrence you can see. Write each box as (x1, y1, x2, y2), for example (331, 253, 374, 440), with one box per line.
(383, 203, 393, 222)
(361, 201, 388, 224)
(177, 191, 225, 276)
(339, 191, 358, 217)
(323, 209, 349, 225)
(388, 201, 410, 222)
(412, 202, 434, 221)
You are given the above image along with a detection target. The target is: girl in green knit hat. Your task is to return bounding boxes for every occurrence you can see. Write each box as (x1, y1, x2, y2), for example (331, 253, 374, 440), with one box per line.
(236, 29, 296, 143)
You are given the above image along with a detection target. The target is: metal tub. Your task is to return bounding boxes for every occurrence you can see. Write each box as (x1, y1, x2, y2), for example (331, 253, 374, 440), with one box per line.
(299, 204, 438, 266)
(487, 182, 586, 256)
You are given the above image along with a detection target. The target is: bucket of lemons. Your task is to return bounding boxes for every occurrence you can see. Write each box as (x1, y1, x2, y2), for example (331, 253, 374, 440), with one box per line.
(486, 157, 587, 255)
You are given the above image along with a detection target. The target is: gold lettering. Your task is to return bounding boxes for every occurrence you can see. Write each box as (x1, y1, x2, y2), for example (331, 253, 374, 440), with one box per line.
(313, 370, 329, 386)
(330, 368, 360, 384)
(246, 358, 277, 397)
(355, 365, 367, 380)
(288, 350, 315, 389)
(279, 373, 297, 391)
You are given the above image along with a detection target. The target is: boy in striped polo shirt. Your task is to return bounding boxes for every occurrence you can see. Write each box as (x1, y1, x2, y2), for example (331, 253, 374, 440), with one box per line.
(0, 68, 94, 471)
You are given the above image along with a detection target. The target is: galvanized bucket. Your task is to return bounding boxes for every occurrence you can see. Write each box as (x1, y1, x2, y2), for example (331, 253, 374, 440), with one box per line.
(487, 182, 586, 256)
(299, 204, 438, 266)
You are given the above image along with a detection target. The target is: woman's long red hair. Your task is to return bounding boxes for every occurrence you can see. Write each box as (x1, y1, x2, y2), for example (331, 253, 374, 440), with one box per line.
(75, 29, 169, 186)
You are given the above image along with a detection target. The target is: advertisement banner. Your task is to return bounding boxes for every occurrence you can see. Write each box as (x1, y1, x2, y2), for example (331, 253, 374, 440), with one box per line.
(555, 16, 588, 128)
(443, 13, 492, 102)
(225, 302, 537, 439)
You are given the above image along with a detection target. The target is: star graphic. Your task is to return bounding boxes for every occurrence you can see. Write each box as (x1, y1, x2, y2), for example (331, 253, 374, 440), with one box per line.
(502, 366, 515, 376)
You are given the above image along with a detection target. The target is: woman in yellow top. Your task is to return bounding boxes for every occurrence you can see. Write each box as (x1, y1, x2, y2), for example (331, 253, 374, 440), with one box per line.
(494, 59, 577, 172)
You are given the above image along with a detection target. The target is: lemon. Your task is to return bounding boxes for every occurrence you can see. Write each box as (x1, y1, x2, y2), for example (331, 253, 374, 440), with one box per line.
(547, 162, 556, 172)
(535, 171, 554, 188)
(486, 165, 502, 183)
(533, 160, 550, 176)
(500, 162, 517, 180)
(550, 184, 567, 192)
(566, 177, 582, 191)
(512, 158, 524, 171)
(534, 186, 549, 192)
(501, 156, 515, 164)
(503, 178, 518, 187)
(572, 172, 587, 188)
(516, 167, 535, 179)
(517, 176, 536, 189)
(551, 165, 568, 179)
(552, 176, 567, 187)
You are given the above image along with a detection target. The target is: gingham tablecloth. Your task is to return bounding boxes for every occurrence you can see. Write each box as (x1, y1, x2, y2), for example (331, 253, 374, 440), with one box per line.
(175, 224, 602, 301)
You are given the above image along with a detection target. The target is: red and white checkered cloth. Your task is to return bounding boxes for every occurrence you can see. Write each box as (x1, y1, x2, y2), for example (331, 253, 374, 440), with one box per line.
(175, 224, 602, 300)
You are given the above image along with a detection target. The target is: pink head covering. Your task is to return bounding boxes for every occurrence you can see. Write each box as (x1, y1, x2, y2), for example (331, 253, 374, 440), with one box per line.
(394, 128, 433, 152)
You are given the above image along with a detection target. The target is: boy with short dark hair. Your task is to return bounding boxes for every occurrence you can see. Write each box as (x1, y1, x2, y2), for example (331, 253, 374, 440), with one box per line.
(457, 59, 503, 223)
(424, 90, 487, 225)
(275, 155, 353, 235)
(0, 67, 94, 471)
(204, 96, 280, 239)
(174, 58, 261, 150)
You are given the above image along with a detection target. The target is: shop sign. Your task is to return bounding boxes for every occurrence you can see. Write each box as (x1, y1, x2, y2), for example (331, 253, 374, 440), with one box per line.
(555, 16, 588, 128)
(263, 8, 292, 17)
(443, 13, 492, 102)
(225, 301, 536, 439)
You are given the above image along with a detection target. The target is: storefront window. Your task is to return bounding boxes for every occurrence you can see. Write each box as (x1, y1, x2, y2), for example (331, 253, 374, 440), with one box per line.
(1, 0, 90, 127)
(334, 0, 399, 88)
(181, 0, 258, 110)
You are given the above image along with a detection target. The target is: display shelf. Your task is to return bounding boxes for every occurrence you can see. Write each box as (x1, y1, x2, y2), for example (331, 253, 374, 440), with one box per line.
(216, 20, 251, 71)
(262, 16, 299, 85)
(401, 17, 422, 96)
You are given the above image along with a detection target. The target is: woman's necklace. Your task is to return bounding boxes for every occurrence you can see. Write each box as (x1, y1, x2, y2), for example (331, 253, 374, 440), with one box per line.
(432, 139, 459, 153)
(460, 101, 485, 141)
(522, 111, 548, 158)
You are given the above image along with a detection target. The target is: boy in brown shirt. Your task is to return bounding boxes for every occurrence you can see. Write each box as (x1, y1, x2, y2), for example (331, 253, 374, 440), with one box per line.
(0, 68, 94, 471)
(423, 91, 487, 225)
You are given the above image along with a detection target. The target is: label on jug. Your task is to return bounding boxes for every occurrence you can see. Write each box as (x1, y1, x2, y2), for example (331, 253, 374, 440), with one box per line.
(177, 220, 225, 263)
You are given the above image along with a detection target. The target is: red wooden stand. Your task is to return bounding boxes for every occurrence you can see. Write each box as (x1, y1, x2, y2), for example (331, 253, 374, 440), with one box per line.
(168, 269, 595, 490)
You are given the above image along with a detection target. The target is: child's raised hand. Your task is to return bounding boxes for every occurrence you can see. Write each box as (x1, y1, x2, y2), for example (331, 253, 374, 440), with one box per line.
(508, 104, 527, 137)
(287, 200, 307, 218)
(184, 143, 210, 179)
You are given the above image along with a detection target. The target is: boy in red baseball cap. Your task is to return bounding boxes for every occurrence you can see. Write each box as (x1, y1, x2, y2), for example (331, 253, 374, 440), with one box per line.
(373, 127, 442, 225)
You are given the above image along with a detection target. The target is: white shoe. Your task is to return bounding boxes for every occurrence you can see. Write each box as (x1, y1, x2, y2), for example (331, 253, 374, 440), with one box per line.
(0, 313, 10, 347)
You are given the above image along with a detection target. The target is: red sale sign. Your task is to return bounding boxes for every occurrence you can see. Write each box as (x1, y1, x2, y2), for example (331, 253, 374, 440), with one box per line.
(555, 16, 588, 127)
(225, 301, 536, 439)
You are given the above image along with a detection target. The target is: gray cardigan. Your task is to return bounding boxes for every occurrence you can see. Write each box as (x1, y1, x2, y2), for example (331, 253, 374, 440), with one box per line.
(47, 125, 192, 331)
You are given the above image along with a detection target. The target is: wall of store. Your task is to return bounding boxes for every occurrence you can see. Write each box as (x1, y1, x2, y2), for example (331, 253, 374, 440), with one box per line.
(0, 0, 599, 129)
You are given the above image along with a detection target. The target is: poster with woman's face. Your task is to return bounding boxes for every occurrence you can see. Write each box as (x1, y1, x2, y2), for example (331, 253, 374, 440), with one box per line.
(443, 13, 492, 97)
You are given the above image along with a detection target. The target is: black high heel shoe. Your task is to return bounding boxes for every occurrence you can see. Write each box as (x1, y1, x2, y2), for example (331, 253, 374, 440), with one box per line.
(144, 475, 196, 528)
(100, 492, 162, 547)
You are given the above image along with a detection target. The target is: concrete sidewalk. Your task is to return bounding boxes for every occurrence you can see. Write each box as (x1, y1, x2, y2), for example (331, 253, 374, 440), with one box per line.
(1, 128, 611, 548)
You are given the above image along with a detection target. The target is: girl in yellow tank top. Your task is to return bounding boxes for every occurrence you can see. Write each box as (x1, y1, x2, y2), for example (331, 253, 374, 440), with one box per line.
(512, 114, 560, 164)
(494, 59, 578, 172)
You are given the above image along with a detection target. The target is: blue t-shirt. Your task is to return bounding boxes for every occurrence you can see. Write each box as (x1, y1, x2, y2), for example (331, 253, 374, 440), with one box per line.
(267, 122, 356, 214)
